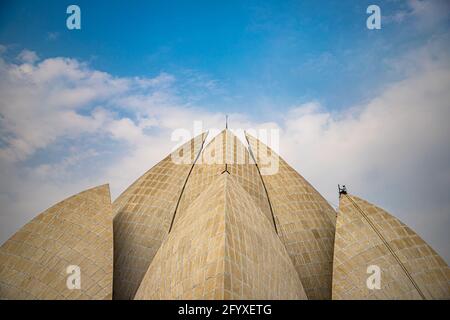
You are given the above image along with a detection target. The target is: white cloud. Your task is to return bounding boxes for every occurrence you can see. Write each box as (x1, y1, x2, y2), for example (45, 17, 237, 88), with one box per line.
(17, 49, 39, 64)
(0, 54, 170, 161)
(0, 44, 7, 54)
(275, 43, 450, 262)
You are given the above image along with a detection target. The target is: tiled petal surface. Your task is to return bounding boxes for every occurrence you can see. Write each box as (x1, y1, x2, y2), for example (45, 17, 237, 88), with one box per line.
(112, 133, 207, 300)
(134, 174, 306, 300)
(0, 184, 113, 300)
(245, 133, 336, 299)
(333, 194, 450, 299)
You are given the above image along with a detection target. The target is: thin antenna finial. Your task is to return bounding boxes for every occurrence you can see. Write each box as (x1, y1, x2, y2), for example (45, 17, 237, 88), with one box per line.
(225, 114, 228, 129)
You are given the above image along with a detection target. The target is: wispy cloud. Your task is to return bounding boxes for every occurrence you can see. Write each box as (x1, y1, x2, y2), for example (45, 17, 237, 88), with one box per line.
(386, 0, 450, 30)
(46, 32, 60, 41)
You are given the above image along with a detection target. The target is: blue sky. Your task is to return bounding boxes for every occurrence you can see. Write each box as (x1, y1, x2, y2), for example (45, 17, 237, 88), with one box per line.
(1, 0, 443, 116)
(0, 0, 449, 262)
